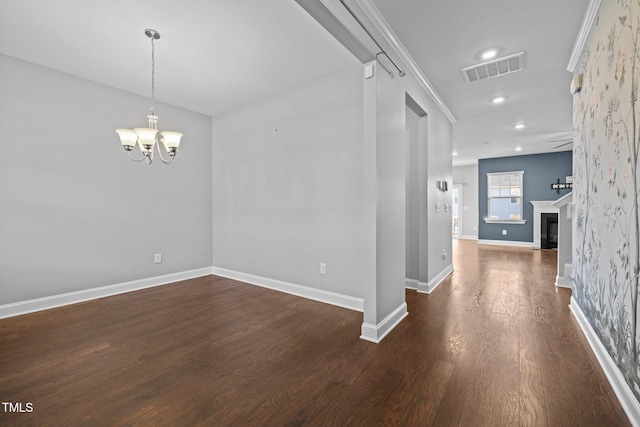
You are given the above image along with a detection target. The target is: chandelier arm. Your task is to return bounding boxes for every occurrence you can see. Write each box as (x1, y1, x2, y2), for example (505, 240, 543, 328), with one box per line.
(128, 150, 148, 163)
(155, 143, 176, 165)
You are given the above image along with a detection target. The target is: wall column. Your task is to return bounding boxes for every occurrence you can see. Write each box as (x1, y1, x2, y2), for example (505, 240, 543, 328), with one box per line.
(360, 60, 408, 343)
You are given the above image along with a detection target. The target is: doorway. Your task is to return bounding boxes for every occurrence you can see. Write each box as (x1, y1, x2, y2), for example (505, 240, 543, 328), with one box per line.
(405, 94, 427, 290)
(452, 184, 462, 238)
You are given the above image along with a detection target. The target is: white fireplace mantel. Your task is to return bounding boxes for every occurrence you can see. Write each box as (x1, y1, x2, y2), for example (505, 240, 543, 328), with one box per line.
(531, 200, 559, 249)
(552, 193, 573, 288)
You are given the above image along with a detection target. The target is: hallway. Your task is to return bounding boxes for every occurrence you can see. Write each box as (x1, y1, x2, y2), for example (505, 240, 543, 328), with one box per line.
(0, 241, 630, 425)
(414, 240, 629, 425)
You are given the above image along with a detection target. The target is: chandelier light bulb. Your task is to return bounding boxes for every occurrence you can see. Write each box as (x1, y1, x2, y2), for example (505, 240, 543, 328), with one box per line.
(116, 129, 138, 150)
(161, 131, 183, 152)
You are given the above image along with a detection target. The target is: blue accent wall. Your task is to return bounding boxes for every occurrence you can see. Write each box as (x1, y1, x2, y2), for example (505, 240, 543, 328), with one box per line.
(478, 151, 572, 242)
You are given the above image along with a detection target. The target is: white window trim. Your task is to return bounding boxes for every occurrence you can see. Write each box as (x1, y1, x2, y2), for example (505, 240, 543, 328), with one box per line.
(484, 219, 527, 224)
(485, 171, 526, 224)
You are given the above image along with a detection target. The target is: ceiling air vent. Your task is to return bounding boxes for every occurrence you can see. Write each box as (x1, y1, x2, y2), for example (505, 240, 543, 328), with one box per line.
(461, 52, 525, 83)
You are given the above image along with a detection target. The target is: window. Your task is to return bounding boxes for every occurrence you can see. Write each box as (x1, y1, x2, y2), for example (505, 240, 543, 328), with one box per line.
(486, 171, 526, 223)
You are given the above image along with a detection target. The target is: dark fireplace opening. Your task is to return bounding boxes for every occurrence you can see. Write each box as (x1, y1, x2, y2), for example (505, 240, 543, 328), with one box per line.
(541, 213, 558, 250)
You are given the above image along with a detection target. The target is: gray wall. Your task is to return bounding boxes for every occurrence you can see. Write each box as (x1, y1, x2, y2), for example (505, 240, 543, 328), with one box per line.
(478, 152, 572, 242)
(405, 106, 419, 281)
(1, 51, 453, 338)
(212, 61, 453, 327)
(0, 55, 213, 305)
(364, 60, 406, 324)
(366, 61, 452, 323)
(212, 66, 366, 300)
(453, 164, 479, 239)
(425, 102, 453, 283)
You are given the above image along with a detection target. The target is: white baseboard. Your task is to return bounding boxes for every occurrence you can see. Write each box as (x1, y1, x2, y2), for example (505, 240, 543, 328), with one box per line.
(211, 267, 364, 312)
(0, 267, 214, 319)
(459, 235, 478, 240)
(555, 275, 572, 289)
(417, 264, 454, 294)
(556, 263, 573, 288)
(360, 302, 408, 343)
(405, 278, 419, 290)
(478, 239, 533, 248)
(569, 297, 640, 426)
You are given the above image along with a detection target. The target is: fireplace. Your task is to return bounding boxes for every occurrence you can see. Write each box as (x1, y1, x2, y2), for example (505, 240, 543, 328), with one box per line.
(530, 200, 559, 249)
(541, 213, 558, 249)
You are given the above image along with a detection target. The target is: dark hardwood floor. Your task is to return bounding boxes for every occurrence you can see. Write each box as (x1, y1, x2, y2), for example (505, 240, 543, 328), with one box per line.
(0, 240, 630, 426)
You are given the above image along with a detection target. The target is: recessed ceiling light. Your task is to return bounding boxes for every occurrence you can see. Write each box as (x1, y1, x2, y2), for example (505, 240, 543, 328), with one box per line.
(514, 123, 525, 129)
(515, 146, 523, 151)
(492, 96, 506, 104)
(452, 151, 458, 156)
(481, 49, 498, 60)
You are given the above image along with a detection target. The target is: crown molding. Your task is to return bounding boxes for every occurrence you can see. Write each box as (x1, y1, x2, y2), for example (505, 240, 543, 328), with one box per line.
(352, 0, 456, 123)
(567, 0, 602, 72)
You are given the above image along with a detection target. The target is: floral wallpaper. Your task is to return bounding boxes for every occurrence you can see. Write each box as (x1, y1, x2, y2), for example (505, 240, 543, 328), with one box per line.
(573, 0, 640, 399)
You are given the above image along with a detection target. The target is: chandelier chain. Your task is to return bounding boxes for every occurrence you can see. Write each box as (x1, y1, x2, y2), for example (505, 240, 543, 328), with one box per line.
(150, 35, 155, 114)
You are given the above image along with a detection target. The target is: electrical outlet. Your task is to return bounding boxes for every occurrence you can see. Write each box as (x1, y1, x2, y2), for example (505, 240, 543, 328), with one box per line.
(502, 230, 507, 236)
(154, 253, 162, 264)
(436, 203, 440, 213)
(442, 249, 447, 260)
(320, 263, 326, 275)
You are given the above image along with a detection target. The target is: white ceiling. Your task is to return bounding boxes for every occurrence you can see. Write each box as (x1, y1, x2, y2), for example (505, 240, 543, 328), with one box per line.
(1, 0, 586, 165)
(0, 0, 358, 117)
(371, 0, 587, 165)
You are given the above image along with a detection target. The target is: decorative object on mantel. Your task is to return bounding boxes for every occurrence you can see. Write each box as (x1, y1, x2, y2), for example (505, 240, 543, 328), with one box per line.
(116, 29, 183, 165)
(551, 177, 573, 193)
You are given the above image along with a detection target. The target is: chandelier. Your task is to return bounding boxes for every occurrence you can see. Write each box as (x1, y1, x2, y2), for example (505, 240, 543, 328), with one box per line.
(116, 29, 183, 165)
